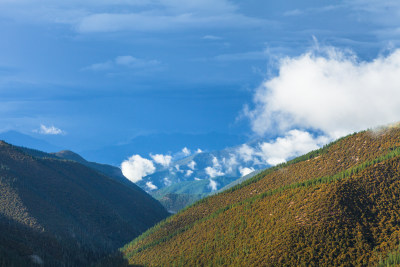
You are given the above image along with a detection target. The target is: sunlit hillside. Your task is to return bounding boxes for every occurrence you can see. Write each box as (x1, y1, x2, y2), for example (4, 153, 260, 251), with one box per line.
(122, 125, 400, 266)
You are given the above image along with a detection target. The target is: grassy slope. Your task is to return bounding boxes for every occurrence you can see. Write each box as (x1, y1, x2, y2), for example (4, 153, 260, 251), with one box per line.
(0, 141, 169, 266)
(122, 126, 400, 266)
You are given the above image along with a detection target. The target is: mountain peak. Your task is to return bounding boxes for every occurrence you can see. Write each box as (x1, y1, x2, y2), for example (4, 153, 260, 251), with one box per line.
(52, 150, 86, 163)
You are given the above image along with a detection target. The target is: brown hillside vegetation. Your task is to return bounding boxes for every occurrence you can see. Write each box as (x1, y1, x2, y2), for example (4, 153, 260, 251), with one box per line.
(122, 126, 400, 266)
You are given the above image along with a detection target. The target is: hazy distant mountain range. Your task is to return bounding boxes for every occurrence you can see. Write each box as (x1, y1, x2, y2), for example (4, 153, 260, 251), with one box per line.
(133, 130, 326, 212)
(0, 130, 248, 165)
(0, 130, 62, 152)
(80, 132, 248, 165)
(137, 147, 268, 212)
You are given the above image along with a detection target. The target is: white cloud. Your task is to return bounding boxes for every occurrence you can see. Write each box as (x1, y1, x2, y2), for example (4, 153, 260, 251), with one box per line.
(235, 130, 329, 167)
(36, 124, 64, 135)
(163, 177, 172, 186)
(221, 154, 238, 174)
(151, 153, 172, 167)
(236, 144, 255, 162)
(246, 47, 400, 139)
(211, 156, 220, 168)
(194, 177, 201, 181)
(185, 170, 193, 177)
(174, 164, 184, 173)
(205, 166, 224, 178)
(196, 148, 203, 153)
(208, 179, 218, 191)
(257, 130, 329, 165)
(121, 154, 156, 183)
(187, 160, 196, 170)
(239, 166, 254, 177)
(182, 147, 191, 156)
(146, 181, 158, 190)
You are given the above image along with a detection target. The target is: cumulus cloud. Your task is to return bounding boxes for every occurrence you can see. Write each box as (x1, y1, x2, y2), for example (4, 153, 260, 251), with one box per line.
(121, 155, 156, 183)
(257, 130, 328, 165)
(146, 181, 158, 190)
(182, 147, 191, 156)
(239, 166, 255, 177)
(151, 153, 172, 167)
(211, 156, 220, 168)
(208, 179, 218, 191)
(185, 170, 193, 177)
(246, 47, 400, 139)
(205, 166, 224, 178)
(234, 130, 329, 166)
(187, 160, 196, 170)
(221, 154, 238, 174)
(36, 124, 64, 135)
(237, 144, 255, 162)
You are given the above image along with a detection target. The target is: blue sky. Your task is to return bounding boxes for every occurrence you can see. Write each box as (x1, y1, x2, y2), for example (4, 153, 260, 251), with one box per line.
(1, 0, 400, 157)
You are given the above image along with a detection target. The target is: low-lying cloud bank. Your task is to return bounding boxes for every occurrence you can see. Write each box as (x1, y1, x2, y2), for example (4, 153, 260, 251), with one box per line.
(121, 147, 201, 183)
(237, 130, 329, 166)
(246, 47, 400, 139)
(151, 154, 172, 167)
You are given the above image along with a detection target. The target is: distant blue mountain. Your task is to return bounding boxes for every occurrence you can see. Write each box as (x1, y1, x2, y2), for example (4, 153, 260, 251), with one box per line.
(80, 132, 248, 165)
(138, 143, 271, 212)
(0, 130, 62, 152)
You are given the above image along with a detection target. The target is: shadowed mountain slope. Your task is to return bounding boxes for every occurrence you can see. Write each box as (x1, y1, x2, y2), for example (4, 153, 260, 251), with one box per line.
(0, 141, 169, 266)
(122, 125, 400, 266)
(17, 147, 134, 189)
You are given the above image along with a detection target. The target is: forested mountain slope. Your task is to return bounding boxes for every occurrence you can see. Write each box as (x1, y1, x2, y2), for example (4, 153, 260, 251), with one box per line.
(17, 147, 134, 189)
(0, 141, 169, 266)
(122, 125, 400, 266)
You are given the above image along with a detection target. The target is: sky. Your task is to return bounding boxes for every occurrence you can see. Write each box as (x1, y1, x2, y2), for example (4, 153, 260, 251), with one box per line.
(1, 0, 400, 165)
